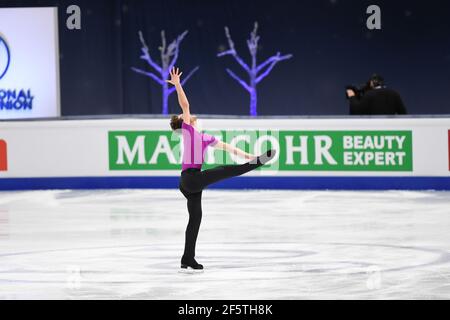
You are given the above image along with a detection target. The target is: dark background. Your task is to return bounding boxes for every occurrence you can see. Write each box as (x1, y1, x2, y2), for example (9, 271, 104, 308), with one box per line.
(1, 0, 450, 116)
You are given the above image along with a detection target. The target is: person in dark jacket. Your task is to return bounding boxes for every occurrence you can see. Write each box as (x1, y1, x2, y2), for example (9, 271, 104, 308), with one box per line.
(347, 74, 407, 115)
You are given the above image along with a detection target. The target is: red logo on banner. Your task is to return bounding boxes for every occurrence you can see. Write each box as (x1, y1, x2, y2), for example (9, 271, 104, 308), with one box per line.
(0, 139, 7, 171)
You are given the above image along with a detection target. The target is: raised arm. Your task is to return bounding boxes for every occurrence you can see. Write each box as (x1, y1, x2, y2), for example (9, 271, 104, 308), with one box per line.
(213, 141, 256, 160)
(166, 67, 191, 124)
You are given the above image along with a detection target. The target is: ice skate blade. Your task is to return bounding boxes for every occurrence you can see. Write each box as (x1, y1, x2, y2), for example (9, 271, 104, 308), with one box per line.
(179, 266, 204, 274)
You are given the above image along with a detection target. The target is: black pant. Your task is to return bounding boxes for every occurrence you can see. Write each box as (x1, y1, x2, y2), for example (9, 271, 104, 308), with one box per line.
(179, 160, 264, 262)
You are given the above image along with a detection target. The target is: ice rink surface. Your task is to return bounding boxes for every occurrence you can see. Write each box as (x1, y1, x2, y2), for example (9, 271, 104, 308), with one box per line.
(0, 188, 449, 300)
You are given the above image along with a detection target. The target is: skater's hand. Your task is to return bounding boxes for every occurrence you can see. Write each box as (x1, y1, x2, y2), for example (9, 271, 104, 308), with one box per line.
(166, 67, 182, 86)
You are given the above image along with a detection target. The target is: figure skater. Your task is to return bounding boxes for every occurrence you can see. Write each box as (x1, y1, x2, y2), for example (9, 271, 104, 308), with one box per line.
(167, 67, 275, 272)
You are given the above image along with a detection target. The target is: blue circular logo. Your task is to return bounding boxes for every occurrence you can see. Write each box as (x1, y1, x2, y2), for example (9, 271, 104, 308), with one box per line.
(0, 35, 11, 80)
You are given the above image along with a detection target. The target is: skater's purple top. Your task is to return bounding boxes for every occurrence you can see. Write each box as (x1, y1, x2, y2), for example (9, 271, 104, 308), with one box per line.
(181, 121, 217, 171)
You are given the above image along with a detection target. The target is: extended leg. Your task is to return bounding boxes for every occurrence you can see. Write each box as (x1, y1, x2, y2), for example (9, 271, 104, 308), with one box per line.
(199, 149, 275, 188)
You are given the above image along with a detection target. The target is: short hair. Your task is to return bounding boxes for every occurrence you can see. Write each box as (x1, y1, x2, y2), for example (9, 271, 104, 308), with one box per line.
(170, 115, 183, 131)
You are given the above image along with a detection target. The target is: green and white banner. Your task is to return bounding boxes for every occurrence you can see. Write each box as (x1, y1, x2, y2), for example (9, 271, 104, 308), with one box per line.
(109, 130, 413, 171)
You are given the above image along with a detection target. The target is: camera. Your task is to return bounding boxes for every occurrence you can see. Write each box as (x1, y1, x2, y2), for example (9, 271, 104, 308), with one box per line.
(345, 74, 384, 99)
(345, 82, 370, 99)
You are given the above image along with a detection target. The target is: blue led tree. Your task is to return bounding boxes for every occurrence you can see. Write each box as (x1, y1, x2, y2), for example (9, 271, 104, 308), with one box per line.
(218, 22, 293, 116)
(132, 30, 199, 114)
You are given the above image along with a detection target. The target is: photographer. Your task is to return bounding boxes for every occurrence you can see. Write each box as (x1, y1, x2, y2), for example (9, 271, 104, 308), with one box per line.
(346, 74, 407, 115)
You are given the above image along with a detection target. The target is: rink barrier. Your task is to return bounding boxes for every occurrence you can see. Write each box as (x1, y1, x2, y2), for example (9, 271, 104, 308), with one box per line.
(1, 117, 450, 190)
(0, 176, 449, 191)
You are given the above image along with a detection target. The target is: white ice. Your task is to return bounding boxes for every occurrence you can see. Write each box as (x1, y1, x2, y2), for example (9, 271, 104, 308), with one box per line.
(0, 189, 449, 299)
